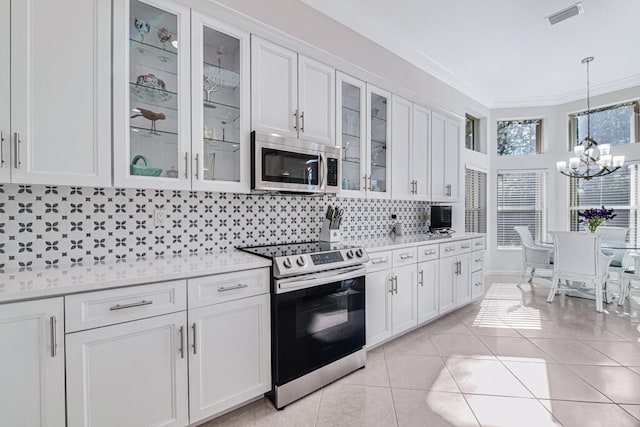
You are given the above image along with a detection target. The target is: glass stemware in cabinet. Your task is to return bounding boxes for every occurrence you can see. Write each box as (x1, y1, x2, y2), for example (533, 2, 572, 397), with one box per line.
(128, 0, 180, 179)
(200, 26, 241, 183)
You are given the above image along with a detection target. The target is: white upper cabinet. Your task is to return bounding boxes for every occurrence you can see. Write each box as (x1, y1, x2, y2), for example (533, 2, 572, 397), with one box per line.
(391, 95, 413, 200)
(251, 36, 335, 145)
(251, 36, 298, 139)
(412, 104, 431, 200)
(0, 298, 65, 427)
(114, 0, 192, 190)
(366, 85, 392, 199)
(114, 0, 251, 192)
(337, 72, 367, 196)
(431, 111, 460, 201)
(2, 0, 111, 186)
(191, 12, 250, 193)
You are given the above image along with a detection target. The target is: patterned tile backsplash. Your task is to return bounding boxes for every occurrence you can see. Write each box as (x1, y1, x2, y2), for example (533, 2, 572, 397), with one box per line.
(0, 184, 429, 271)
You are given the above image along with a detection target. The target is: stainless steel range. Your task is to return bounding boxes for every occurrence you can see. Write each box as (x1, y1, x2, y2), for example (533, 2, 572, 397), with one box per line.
(238, 241, 369, 409)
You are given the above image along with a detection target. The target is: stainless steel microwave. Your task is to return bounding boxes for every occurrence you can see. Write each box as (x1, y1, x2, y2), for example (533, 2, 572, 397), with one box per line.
(251, 132, 340, 194)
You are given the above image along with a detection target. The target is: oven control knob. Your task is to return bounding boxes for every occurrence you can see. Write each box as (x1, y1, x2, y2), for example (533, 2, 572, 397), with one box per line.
(355, 248, 364, 258)
(296, 256, 306, 267)
(346, 250, 354, 259)
(283, 258, 292, 269)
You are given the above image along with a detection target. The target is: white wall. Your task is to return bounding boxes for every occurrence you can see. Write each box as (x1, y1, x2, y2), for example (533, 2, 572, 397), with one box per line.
(487, 86, 640, 274)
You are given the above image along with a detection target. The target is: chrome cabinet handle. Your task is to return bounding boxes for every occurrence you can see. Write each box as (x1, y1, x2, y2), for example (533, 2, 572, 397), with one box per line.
(415, 180, 418, 194)
(371, 258, 387, 265)
(400, 253, 413, 260)
(461, 245, 470, 249)
(194, 153, 199, 179)
(300, 111, 305, 132)
(184, 152, 189, 178)
(445, 247, 455, 252)
(388, 276, 394, 294)
(424, 250, 436, 255)
(363, 175, 368, 190)
(419, 270, 424, 287)
(179, 326, 185, 359)
(218, 283, 249, 292)
(475, 258, 482, 262)
(445, 184, 451, 196)
(475, 242, 483, 246)
(14, 132, 21, 169)
(109, 300, 153, 311)
(293, 109, 299, 131)
(392, 276, 398, 294)
(0, 131, 4, 167)
(475, 282, 482, 287)
(192, 323, 197, 355)
(50, 316, 57, 357)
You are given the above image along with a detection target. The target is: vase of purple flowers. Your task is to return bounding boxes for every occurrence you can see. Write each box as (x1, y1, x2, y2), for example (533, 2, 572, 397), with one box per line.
(578, 206, 616, 233)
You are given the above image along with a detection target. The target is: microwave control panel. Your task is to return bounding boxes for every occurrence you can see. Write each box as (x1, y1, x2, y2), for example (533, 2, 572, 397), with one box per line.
(327, 158, 338, 187)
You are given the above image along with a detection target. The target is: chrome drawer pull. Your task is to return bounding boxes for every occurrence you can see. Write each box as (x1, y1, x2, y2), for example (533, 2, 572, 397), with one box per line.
(192, 323, 197, 355)
(400, 253, 413, 260)
(424, 250, 436, 255)
(445, 247, 455, 252)
(461, 245, 470, 249)
(419, 270, 424, 287)
(218, 283, 249, 292)
(371, 258, 387, 265)
(50, 316, 57, 357)
(109, 300, 153, 311)
(475, 282, 482, 287)
(475, 242, 483, 246)
(179, 326, 185, 359)
(475, 258, 482, 262)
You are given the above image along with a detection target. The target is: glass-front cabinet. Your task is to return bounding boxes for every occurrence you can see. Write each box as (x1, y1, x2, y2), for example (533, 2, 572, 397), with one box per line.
(114, 0, 249, 192)
(336, 73, 391, 199)
(191, 12, 250, 192)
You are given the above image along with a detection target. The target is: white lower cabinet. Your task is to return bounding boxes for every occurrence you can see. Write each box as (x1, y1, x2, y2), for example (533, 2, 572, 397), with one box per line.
(417, 259, 439, 324)
(472, 270, 484, 300)
(0, 298, 65, 427)
(66, 311, 189, 427)
(439, 253, 471, 314)
(188, 293, 271, 423)
(365, 269, 392, 348)
(455, 255, 472, 307)
(391, 264, 418, 335)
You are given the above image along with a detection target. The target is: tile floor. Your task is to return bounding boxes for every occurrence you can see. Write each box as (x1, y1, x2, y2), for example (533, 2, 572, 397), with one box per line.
(202, 276, 640, 427)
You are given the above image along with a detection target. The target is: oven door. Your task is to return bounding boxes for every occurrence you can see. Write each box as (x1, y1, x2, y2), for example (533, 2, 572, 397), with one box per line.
(254, 139, 325, 193)
(272, 266, 366, 386)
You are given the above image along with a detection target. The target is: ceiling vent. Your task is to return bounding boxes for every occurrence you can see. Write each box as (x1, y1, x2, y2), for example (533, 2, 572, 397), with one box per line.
(547, 3, 584, 25)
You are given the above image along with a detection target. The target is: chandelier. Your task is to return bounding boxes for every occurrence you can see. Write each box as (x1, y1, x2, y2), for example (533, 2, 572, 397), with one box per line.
(556, 57, 624, 180)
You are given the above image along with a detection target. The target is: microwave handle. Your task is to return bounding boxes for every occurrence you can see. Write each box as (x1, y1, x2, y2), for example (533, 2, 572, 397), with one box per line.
(319, 152, 326, 190)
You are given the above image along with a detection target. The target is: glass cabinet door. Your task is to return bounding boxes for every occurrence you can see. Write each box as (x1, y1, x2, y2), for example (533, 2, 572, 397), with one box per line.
(336, 72, 366, 197)
(191, 13, 250, 193)
(367, 86, 391, 199)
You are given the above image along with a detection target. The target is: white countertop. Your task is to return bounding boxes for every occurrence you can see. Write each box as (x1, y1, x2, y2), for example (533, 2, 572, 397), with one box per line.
(0, 250, 271, 304)
(349, 233, 485, 252)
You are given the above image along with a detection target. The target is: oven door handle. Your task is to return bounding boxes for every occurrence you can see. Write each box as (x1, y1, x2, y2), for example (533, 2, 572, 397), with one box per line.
(276, 266, 366, 292)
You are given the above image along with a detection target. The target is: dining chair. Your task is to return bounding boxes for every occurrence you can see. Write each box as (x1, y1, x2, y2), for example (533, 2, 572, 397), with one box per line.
(619, 252, 640, 305)
(595, 226, 629, 279)
(514, 226, 554, 285)
(547, 231, 613, 312)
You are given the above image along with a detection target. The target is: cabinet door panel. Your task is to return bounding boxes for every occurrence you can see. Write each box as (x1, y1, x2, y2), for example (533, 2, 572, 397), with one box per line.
(337, 72, 367, 197)
(66, 312, 189, 427)
(431, 112, 446, 200)
(0, 298, 65, 427)
(391, 95, 413, 200)
(445, 119, 460, 199)
(417, 260, 438, 324)
(191, 12, 250, 193)
(0, 0, 9, 182)
(251, 36, 297, 138)
(471, 270, 485, 300)
(412, 104, 431, 200)
(11, 0, 111, 186)
(298, 55, 334, 145)
(365, 270, 392, 348)
(188, 294, 270, 422)
(438, 257, 456, 314)
(366, 85, 391, 199)
(391, 264, 417, 335)
(456, 255, 471, 307)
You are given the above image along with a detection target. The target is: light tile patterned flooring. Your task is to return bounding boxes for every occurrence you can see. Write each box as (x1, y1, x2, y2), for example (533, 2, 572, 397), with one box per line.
(202, 276, 640, 426)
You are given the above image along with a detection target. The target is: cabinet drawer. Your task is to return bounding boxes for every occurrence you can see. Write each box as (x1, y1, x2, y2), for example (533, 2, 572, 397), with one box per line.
(457, 240, 473, 254)
(417, 244, 439, 262)
(65, 280, 187, 333)
(188, 268, 270, 308)
(393, 247, 418, 267)
(439, 241, 458, 258)
(366, 250, 393, 273)
(472, 251, 484, 272)
(472, 237, 486, 251)
(472, 270, 484, 300)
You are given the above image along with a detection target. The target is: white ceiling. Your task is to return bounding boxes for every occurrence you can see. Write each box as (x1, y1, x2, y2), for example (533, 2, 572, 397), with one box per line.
(301, 0, 640, 108)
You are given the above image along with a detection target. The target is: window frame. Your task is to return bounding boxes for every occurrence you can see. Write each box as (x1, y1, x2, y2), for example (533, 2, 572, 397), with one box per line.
(496, 118, 543, 156)
(568, 100, 639, 150)
(465, 166, 487, 233)
(465, 114, 479, 152)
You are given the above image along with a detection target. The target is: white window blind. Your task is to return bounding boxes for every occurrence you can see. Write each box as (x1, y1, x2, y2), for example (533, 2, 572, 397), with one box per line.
(497, 170, 548, 247)
(569, 164, 640, 244)
(465, 168, 487, 233)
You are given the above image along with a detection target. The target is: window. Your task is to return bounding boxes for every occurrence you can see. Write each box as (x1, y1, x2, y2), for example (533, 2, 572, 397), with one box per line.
(465, 114, 479, 151)
(465, 168, 487, 233)
(497, 119, 542, 156)
(569, 101, 639, 149)
(497, 170, 548, 247)
(569, 164, 639, 244)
